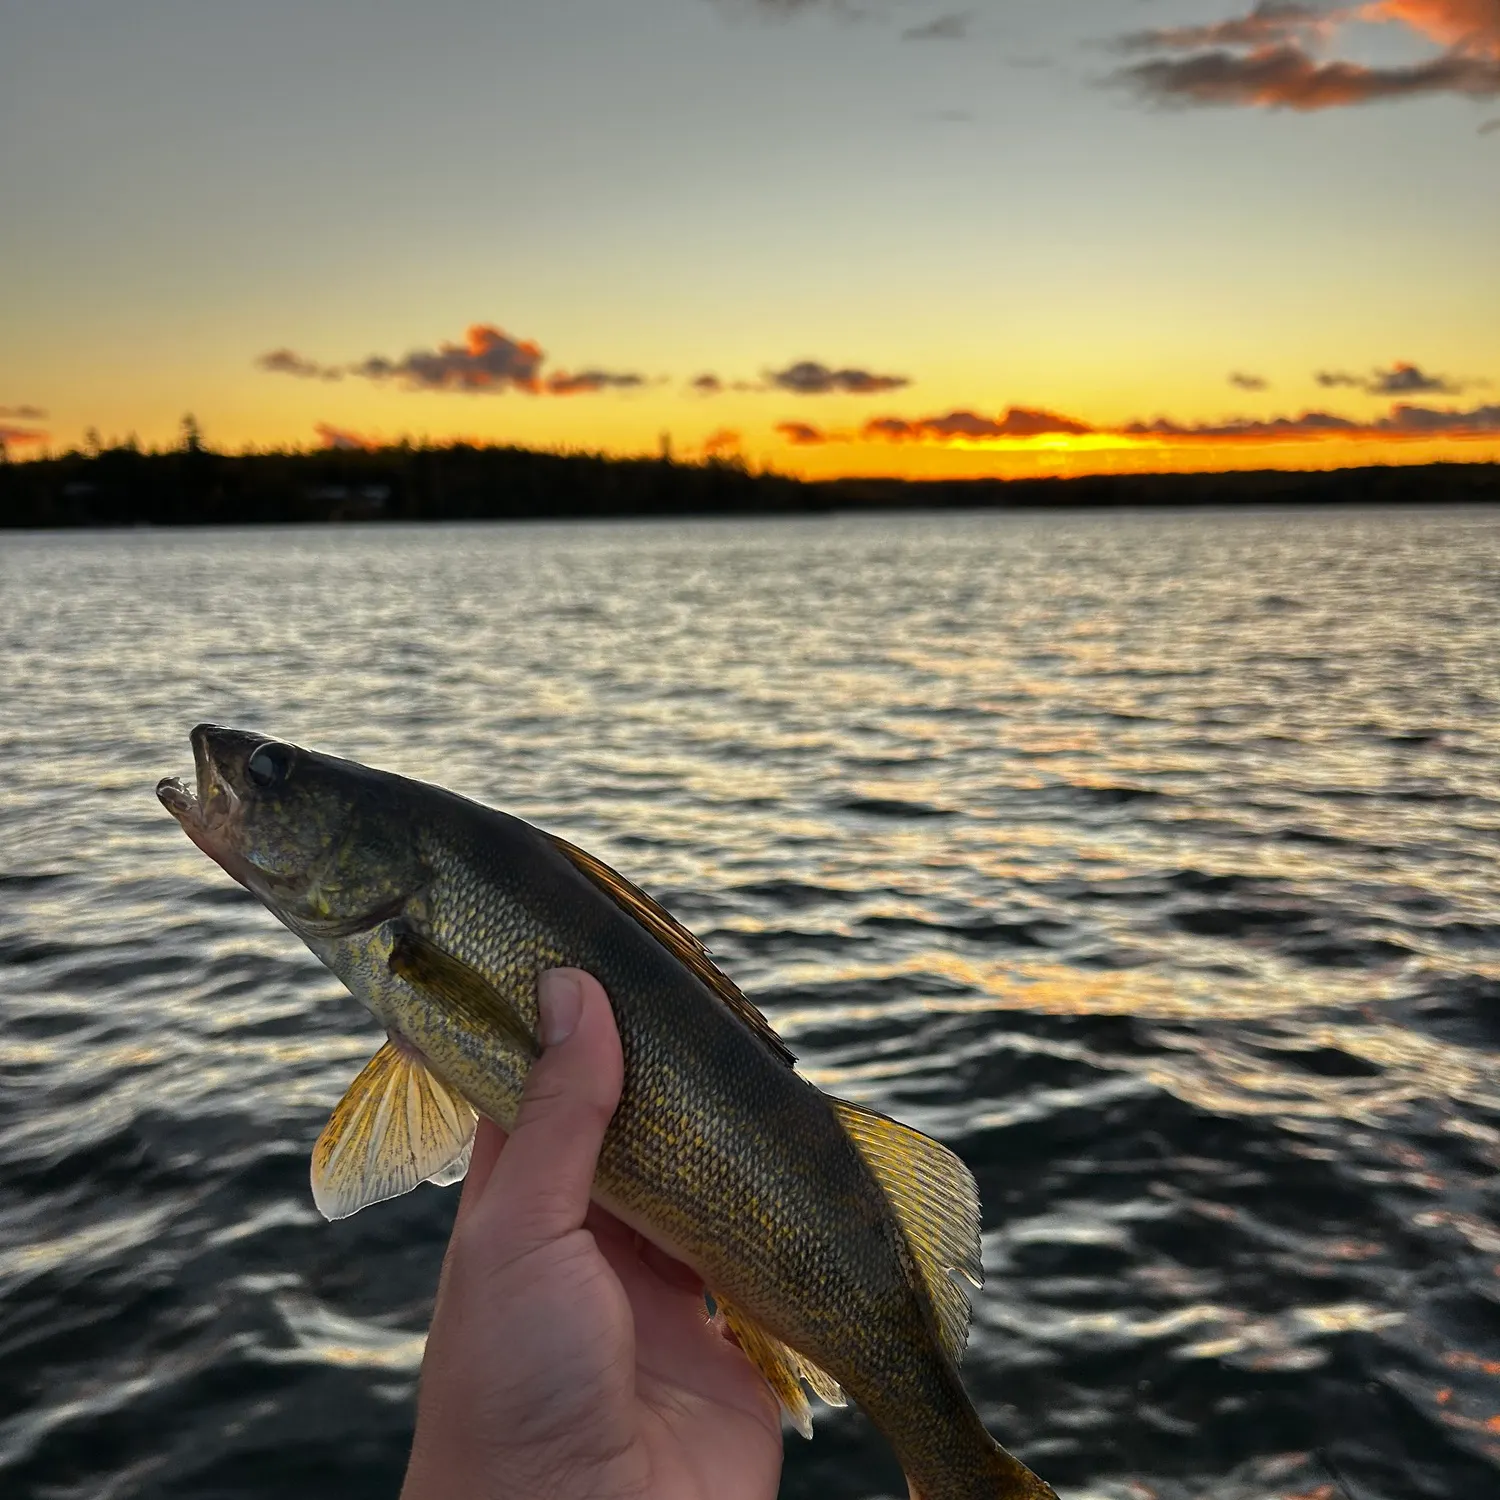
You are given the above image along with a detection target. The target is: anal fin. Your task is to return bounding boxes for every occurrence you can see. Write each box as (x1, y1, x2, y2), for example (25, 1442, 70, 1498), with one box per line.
(311, 1037, 478, 1220)
(714, 1297, 845, 1439)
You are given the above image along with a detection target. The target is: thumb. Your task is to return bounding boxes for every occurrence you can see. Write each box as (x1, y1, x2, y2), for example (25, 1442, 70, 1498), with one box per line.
(478, 968, 623, 1255)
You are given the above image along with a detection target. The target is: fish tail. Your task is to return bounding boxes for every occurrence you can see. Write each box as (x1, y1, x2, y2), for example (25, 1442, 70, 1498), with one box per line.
(906, 1439, 1060, 1500)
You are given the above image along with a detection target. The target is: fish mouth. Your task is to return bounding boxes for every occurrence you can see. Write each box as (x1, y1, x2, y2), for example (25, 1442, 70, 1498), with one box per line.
(157, 725, 256, 889)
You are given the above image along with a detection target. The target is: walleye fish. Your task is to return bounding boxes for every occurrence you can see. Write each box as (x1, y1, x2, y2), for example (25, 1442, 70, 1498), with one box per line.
(158, 724, 1058, 1500)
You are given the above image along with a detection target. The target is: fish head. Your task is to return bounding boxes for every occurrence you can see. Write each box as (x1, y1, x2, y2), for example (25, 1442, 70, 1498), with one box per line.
(158, 724, 425, 935)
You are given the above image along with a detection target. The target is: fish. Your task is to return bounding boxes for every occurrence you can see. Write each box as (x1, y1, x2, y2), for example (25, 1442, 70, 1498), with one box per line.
(158, 723, 1059, 1500)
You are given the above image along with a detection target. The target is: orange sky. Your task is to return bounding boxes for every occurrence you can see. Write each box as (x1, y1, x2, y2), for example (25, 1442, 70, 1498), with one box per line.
(2, 0, 1497, 483)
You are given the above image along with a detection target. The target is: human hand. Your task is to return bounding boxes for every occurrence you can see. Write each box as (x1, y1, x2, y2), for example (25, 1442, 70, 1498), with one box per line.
(401, 968, 786, 1500)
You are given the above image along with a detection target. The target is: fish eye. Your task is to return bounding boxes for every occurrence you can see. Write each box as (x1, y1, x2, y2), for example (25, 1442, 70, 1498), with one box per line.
(246, 742, 294, 790)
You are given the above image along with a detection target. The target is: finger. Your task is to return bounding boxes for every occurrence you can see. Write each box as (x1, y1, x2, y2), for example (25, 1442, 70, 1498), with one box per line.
(477, 968, 623, 1253)
(452, 1116, 506, 1229)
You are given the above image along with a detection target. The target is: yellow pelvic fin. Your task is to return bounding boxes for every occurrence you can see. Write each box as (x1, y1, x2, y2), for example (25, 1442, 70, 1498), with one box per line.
(544, 832, 795, 1067)
(311, 1038, 478, 1221)
(715, 1297, 845, 1440)
(388, 929, 539, 1060)
(830, 1098, 983, 1365)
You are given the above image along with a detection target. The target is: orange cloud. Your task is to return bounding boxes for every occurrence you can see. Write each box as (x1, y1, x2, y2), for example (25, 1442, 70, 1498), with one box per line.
(702, 427, 743, 456)
(1122, 42, 1500, 108)
(314, 421, 379, 450)
(258, 325, 645, 397)
(1363, 0, 1500, 53)
(780, 398, 1500, 448)
(1115, 0, 1500, 109)
(0, 425, 48, 449)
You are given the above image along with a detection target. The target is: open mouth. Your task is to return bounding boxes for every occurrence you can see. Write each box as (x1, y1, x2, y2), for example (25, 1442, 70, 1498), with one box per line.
(157, 732, 254, 887)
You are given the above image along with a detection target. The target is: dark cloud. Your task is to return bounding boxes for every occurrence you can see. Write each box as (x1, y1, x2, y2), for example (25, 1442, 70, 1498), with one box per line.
(1127, 401, 1500, 438)
(545, 369, 646, 395)
(258, 348, 343, 381)
(903, 13, 971, 42)
(1316, 360, 1473, 394)
(1229, 371, 1270, 390)
(0, 404, 48, 419)
(768, 360, 910, 395)
(690, 373, 724, 394)
(351, 325, 546, 392)
(1124, 410, 1360, 437)
(775, 392, 1500, 448)
(1118, 41, 1500, 109)
(864, 407, 1093, 441)
(1113, 1, 1500, 111)
(259, 324, 643, 397)
(1117, 3, 1330, 53)
(1380, 399, 1500, 432)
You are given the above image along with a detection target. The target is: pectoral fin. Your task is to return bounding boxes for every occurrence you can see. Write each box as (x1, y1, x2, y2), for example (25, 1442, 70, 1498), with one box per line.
(311, 1038, 478, 1221)
(830, 1097, 983, 1366)
(714, 1297, 845, 1439)
(388, 929, 539, 1060)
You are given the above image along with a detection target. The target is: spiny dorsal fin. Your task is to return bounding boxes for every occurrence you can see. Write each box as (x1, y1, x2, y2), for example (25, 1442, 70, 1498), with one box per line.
(545, 831, 795, 1067)
(714, 1296, 845, 1439)
(830, 1098, 982, 1365)
(311, 1038, 478, 1220)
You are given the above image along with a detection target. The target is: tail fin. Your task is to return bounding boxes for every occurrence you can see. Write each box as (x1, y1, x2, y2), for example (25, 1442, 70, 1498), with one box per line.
(907, 1443, 1060, 1500)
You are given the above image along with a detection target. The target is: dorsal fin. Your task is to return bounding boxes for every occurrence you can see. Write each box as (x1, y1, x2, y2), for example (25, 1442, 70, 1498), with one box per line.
(829, 1097, 983, 1365)
(545, 831, 795, 1067)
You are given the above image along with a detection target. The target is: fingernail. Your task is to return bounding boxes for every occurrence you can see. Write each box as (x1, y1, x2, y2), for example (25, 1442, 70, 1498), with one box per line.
(539, 970, 583, 1047)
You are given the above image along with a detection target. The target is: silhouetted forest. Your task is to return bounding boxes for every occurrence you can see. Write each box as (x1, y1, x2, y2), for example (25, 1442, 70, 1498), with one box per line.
(2, 440, 1497, 528)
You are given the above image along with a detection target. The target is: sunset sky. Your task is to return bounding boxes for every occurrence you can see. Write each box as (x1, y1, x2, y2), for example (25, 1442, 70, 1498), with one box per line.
(3, 0, 1498, 479)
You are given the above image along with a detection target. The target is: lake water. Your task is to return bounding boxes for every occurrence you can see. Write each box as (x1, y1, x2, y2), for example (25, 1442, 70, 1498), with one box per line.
(2, 509, 1499, 1500)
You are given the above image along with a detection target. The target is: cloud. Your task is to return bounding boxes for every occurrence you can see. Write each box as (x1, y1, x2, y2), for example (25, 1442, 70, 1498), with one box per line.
(768, 359, 910, 395)
(0, 425, 48, 448)
(701, 427, 743, 456)
(774, 394, 1500, 447)
(259, 324, 643, 397)
(0, 404, 48, 419)
(1481, 113, 1500, 128)
(1112, 1, 1500, 110)
(1118, 2, 1333, 52)
(864, 407, 1094, 441)
(1229, 371, 1270, 390)
(258, 348, 343, 381)
(314, 422, 379, 450)
(690, 373, 724, 394)
(351, 325, 546, 392)
(1381, 399, 1500, 431)
(1316, 359, 1474, 393)
(1119, 41, 1500, 108)
(903, 13, 971, 42)
(545, 369, 646, 394)
(1364, 0, 1500, 53)
(1124, 410, 1361, 437)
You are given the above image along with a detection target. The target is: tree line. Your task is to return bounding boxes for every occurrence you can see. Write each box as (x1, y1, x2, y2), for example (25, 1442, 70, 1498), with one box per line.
(2, 433, 1496, 528)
